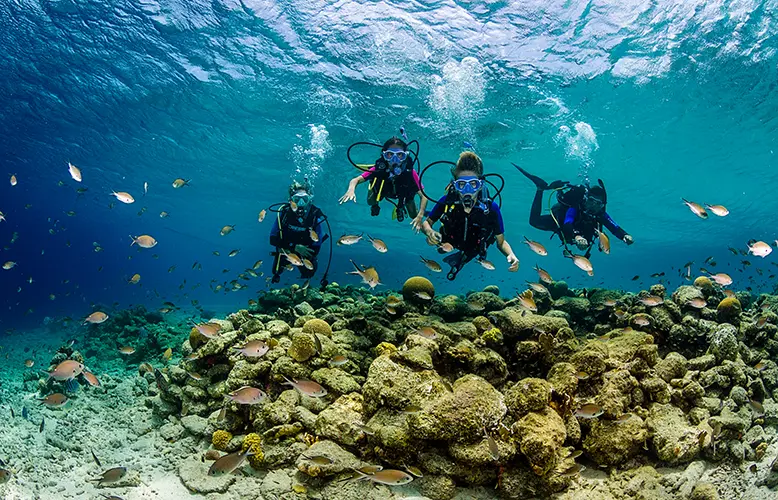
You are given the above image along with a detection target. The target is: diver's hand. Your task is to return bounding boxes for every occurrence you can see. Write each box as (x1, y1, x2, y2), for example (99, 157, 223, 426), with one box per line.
(295, 245, 313, 258)
(623, 234, 634, 245)
(574, 236, 589, 250)
(410, 215, 424, 234)
(426, 230, 442, 246)
(507, 253, 519, 272)
(338, 190, 357, 204)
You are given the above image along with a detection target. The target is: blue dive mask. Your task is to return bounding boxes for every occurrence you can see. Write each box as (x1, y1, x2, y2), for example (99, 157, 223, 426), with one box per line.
(291, 191, 310, 209)
(382, 148, 407, 165)
(453, 176, 484, 195)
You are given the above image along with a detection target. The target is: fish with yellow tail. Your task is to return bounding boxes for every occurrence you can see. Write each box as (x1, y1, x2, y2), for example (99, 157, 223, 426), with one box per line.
(347, 260, 381, 289)
(516, 290, 538, 312)
(564, 251, 593, 275)
(682, 199, 708, 219)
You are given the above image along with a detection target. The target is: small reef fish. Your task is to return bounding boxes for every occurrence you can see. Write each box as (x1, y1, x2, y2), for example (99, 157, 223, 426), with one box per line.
(82, 370, 101, 388)
(68, 162, 82, 182)
(682, 199, 708, 219)
(226, 386, 267, 405)
(526, 281, 548, 294)
(89, 467, 128, 486)
(128, 274, 141, 285)
(232, 340, 269, 358)
(228, 249, 240, 257)
(639, 295, 664, 307)
(252, 260, 263, 270)
(143, 181, 148, 195)
(24, 359, 34, 368)
(560, 463, 585, 478)
(576, 371, 590, 381)
(2, 261, 17, 270)
(598, 229, 610, 254)
(282, 250, 303, 266)
(574, 403, 604, 419)
(534, 265, 553, 283)
(0, 467, 12, 484)
(348, 260, 381, 289)
(49, 360, 85, 381)
(415, 326, 437, 339)
(208, 450, 252, 476)
(356, 469, 414, 486)
(111, 191, 134, 204)
(162, 348, 172, 361)
(301, 454, 333, 465)
(420, 256, 442, 272)
(437, 242, 454, 253)
(708, 272, 733, 286)
(633, 316, 650, 327)
(754, 361, 768, 372)
(367, 235, 388, 253)
(40, 393, 68, 408)
(191, 322, 221, 339)
(523, 237, 548, 256)
(748, 240, 772, 258)
(566, 253, 593, 273)
(705, 204, 729, 217)
(220, 225, 235, 236)
(404, 465, 423, 478)
(337, 234, 363, 246)
(130, 235, 157, 249)
(172, 178, 190, 188)
(356, 465, 383, 474)
(479, 259, 495, 270)
(118, 346, 136, 355)
(485, 428, 499, 460)
(160, 211, 169, 218)
(309, 228, 319, 242)
(415, 291, 432, 301)
(258, 210, 267, 222)
(10, 174, 17, 186)
(153, 369, 169, 393)
(282, 376, 327, 397)
(687, 298, 707, 309)
(328, 355, 348, 367)
(517, 290, 537, 312)
(39, 416, 45, 433)
(302, 258, 314, 270)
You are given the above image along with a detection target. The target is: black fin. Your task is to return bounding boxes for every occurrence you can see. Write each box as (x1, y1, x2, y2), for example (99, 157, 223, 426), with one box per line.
(512, 163, 548, 190)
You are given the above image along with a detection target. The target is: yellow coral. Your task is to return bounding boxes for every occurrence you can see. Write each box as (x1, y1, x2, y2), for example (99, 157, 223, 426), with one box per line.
(241, 433, 264, 468)
(189, 327, 207, 350)
(402, 276, 435, 303)
(693, 276, 714, 292)
(375, 342, 398, 357)
(211, 430, 232, 451)
(717, 296, 742, 320)
(472, 315, 493, 332)
(482, 327, 503, 344)
(302, 318, 332, 337)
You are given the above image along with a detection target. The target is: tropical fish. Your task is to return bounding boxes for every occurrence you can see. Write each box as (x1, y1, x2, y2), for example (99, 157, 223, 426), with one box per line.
(328, 355, 348, 367)
(82, 370, 101, 388)
(523, 237, 548, 256)
(682, 199, 708, 219)
(0, 467, 12, 484)
(526, 281, 548, 294)
(516, 290, 537, 312)
(232, 340, 269, 358)
(9, 174, 17, 186)
(153, 369, 169, 393)
(633, 316, 650, 327)
(301, 454, 333, 465)
(575, 371, 590, 381)
(24, 359, 34, 368)
(228, 249, 240, 257)
(162, 348, 172, 361)
(566, 253, 593, 273)
(686, 298, 707, 309)
(143, 181, 148, 195)
(598, 229, 610, 254)
(2, 261, 17, 270)
(415, 326, 437, 339)
(49, 360, 85, 381)
(68, 162, 82, 182)
(560, 463, 585, 478)
(748, 240, 772, 258)
(118, 346, 136, 355)
(89, 467, 128, 486)
(367, 235, 388, 253)
(302, 258, 314, 270)
(400, 126, 408, 140)
(420, 256, 442, 272)
(252, 260, 263, 270)
(639, 295, 664, 307)
(128, 274, 141, 285)
(209, 450, 252, 476)
(347, 260, 381, 289)
(415, 291, 432, 301)
(40, 393, 68, 408)
(356, 465, 383, 474)
(226, 386, 267, 405)
(191, 321, 221, 339)
(172, 178, 190, 188)
(437, 242, 454, 253)
(309, 228, 319, 242)
(534, 265, 553, 283)
(130, 235, 157, 248)
(282, 250, 303, 266)
(111, 191, 135, 204)
(574, 403, 604, 419)
(160, 211, 169, 218)
(479, 259, 495, 271)
(258, 210, 267, 222)
(356, 469, 414, 486)
(282, 376, 327, 397)
(485, 427, 499, 460)
(220, 225, 235, 236)
(707, 272, 733, 286)
(337, 234, 363, 246)
(705, 204, 729, 217)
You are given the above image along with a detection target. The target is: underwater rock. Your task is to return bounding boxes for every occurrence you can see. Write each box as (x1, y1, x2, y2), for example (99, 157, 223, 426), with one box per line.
(655, 352, 688, 382)
(596, 369, 639, 418)
(716, 297, 742, 323)
(606, 328, 654, 362)
(569, 342, 608, 377)
(366, 407, 415, 455)
(505, 378, 552, 416)
(178, 455, 236, 493)
(302, 318, 332, 337)
(553, 296, 590, 319)
(430, 294, 472, 321)
(647, 403, 701, 464)
(260, 389, 300, 427)
(296, 439, 362, 477)
(419, 474, 458, 500)
(465, 291, 505, 312)
(693, 276, 716, 295)
(708, 324, 739, 363)
(362, 352, 448, 416)
(287, 331, 318, 363)
(547, 362, 579, 396)
(311, 367, 361, 394)
(180, 415, 208, 437)
(488, 307, 569, 338)
(514, 406, 566, 475)
(583, 415, 648, 465)
(410, 374, 506, 442)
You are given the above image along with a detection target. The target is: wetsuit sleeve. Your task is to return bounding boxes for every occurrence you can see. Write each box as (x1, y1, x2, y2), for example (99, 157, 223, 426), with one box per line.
(601, 212, 627, 240)
(269, 216, 283, 248)
(412, 170, 423, 190)
(561, 207, 577, 241)
(426, 195, 448, 223)
(491, 202, 505, 235)
(360, 167, 376, 180)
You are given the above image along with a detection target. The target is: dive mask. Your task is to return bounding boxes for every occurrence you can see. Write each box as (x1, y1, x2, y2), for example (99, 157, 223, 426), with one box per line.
(291, 191, 310, 209)
(453, 176, 483, 208)
(584, 196, 605, 215)
(382, 148, 407, 164)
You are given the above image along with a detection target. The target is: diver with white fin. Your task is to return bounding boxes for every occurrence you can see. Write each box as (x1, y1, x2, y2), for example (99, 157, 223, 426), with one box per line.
(514, 164, 633, 257)
(419, 151, 519, 280)
(339, 134, 427, 231)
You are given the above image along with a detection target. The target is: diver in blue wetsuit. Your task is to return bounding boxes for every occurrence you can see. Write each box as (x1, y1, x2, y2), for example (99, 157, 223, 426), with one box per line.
(515, 165, 634, 257)
(420, 152, 519, 280)
(269, 181, 328, 283)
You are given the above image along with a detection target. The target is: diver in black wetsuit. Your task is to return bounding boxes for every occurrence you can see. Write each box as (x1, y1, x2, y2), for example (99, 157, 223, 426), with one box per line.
(269, 182, 328, 283)
(421, 152, 519, 280)
(515, 164, 634, 257)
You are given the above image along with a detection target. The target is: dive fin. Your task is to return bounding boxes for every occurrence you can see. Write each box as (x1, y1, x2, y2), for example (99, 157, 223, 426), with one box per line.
(512, 163, 548, 190)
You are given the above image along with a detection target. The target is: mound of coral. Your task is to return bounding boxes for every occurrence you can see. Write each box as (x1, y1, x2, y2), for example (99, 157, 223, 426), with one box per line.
(134, 278, 778, 499)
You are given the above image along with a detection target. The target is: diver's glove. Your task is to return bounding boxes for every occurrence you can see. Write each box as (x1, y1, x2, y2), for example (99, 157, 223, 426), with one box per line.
(623, 235, 634, 245)
(507, 253, 519, 272)
(574, 236, 589, 250)
(295, 245, 313, 258)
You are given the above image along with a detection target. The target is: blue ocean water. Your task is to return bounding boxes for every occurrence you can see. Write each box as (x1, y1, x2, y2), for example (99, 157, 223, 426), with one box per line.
(2, 0, 778, 330)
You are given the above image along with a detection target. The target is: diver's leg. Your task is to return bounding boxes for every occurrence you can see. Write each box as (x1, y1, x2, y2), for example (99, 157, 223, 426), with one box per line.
(271, 250, 285, 283)
(513, 164, 548, 190)
(404, 197, 418, 219)
(300, 257, 317, 279)
(529, 190, 558, 231)
(367, 185, 380, 216)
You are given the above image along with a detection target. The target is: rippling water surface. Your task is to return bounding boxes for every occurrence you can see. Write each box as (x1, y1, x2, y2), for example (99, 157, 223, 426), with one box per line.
(2, 0, 778, 326)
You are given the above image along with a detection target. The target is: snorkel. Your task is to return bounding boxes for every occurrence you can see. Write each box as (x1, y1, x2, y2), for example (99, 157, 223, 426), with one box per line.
(453, 172, 484, 212)
(380, 137, 409, 177)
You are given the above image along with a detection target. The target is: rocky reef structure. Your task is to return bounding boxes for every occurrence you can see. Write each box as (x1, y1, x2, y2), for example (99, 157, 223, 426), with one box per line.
(138, 277, 778, 499)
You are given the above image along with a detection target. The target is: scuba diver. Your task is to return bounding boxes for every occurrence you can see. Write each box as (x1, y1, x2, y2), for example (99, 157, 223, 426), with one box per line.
(514, 164, 633, 257)
(269, 181, 332, 285)
(420, 151, 519, 280)
(339, 136, 428, 231)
